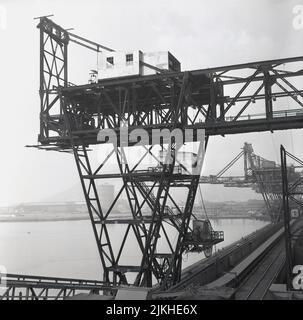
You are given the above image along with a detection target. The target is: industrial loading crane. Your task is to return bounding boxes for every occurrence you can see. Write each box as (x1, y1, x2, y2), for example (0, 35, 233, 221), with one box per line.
(30, 16, 303, 290)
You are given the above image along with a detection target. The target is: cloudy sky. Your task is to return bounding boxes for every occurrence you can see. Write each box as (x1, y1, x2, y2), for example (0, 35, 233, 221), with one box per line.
(0, 0, 302, 205)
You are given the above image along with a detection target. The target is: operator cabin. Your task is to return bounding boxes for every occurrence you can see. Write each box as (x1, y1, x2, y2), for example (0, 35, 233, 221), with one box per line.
(89, 50, 181, 82)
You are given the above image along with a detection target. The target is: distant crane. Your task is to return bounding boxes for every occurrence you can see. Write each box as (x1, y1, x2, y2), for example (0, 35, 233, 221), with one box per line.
(200, 142, 302, 222)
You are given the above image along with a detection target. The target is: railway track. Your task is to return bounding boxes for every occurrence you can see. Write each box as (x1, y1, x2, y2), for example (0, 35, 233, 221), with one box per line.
(235, 219, 303, 300)
(235, 244, 285, 300)
(151, 223, 282, 298)
(153, 219, 303, 299)
(171, 223, 281, 290)
(236, 219, 303, 300)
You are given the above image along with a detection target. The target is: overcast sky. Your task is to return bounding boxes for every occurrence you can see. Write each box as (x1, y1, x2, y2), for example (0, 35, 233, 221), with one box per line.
(0, 0, 302, 205)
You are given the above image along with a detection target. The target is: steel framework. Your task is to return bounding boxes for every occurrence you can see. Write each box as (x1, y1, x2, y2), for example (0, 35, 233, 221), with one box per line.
(280, 146, 303, 290)
(32, 17, 303, 290)
(0, 273, 116, 300)
(200, 143, 301, 222)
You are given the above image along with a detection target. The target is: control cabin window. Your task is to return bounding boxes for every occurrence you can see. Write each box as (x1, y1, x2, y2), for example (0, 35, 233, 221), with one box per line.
(106, 56, 114, 68)
(126, 53, 134, 65)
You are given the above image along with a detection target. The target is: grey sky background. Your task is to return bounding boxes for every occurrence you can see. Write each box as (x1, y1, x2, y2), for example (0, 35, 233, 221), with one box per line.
(0, 0, 302, 205)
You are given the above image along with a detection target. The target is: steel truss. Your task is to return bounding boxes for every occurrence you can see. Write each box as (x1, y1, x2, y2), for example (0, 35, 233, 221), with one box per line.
(0, 273, 117, 300)
(199, 142, 297, 222)
(62, 97, 209, 288)
(243, 143, 283, 222)
(35, 18, 303, 149)
(280, 146, 303, 290)
(32, 17, 303, 290)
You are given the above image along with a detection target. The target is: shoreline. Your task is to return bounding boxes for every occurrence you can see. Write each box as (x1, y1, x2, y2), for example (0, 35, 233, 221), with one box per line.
(0, 214, 267, 223)
(0, 216, 90, 223)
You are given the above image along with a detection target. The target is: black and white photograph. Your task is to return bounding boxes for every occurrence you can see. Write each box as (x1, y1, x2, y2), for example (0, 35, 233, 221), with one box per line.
(0, 0, 303, 306)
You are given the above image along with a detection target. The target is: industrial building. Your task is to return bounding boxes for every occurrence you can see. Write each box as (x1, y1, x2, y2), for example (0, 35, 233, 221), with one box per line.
(93, 50, 181, 81)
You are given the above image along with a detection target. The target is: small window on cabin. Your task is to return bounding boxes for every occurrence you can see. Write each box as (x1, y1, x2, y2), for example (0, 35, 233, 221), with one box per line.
(106, 56, 114, 68)
(126, 53, 134, 65)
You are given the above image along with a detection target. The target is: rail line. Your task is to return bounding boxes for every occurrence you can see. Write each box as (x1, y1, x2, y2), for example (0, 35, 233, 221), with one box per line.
(153, 219, 302, 299)
(235, 220, 303, 300)
(152, 223, 281, 297)
(238, 219, 303, 299)
(236, 247, 285, 300)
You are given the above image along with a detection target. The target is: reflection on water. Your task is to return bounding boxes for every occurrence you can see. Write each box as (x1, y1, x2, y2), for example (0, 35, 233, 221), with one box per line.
(0, 219, 268, 280)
